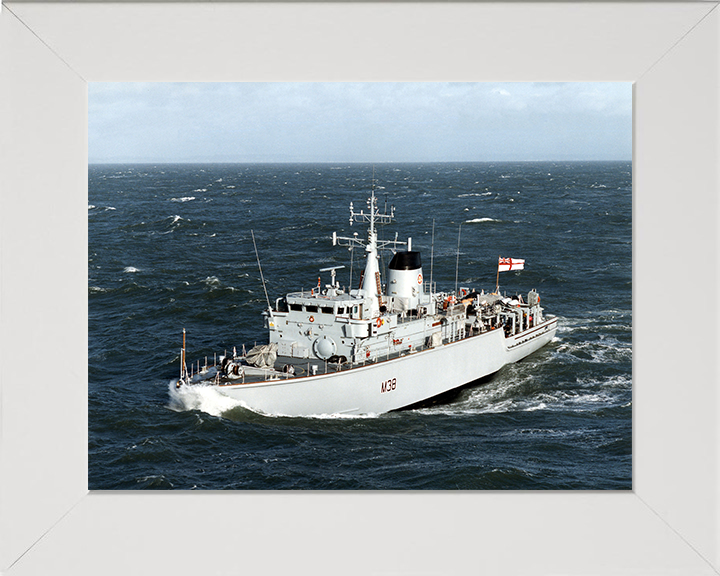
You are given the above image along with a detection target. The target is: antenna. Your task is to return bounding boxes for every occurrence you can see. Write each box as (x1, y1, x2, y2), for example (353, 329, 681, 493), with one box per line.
(251, 230, 273, 318)
(430, 219, 435, 296)
(348, 233, 357, 288)
(181, 328, 187, 382)
(454, 224, 462, 295)
(319, 265, 345, 287)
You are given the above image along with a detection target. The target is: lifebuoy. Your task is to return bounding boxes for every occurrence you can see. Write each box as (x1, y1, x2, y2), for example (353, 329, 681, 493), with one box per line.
(309, 315, 315, 323)
(417, 274, 423, 284)
(366, 349, 371, 358)
(376, 318, 382, 328)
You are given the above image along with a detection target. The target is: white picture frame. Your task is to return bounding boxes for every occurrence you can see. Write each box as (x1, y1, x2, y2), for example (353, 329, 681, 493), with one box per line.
(1, 2, 718, 574)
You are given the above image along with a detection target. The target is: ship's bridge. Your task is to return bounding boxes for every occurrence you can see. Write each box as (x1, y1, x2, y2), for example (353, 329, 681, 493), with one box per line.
(275, 289, 372, 323)
(287, 291, 358, 315)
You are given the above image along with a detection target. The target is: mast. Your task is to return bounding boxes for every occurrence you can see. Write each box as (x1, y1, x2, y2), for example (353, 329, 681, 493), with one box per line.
(181, 328, 187, 381)
(333, 180, 405, 318)
(430, 219, 435, 296)
(454, 224, 461, 295)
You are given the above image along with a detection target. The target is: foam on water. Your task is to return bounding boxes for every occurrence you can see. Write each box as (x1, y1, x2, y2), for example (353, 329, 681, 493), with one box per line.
(167, 381, 245, 417)
(170, 196, 196, 202)
(465, 217, 500, 223)
(552, 337, 631, 365)
(166, 381, 379, 420)
(124, 266, 141, 273)
(421, 380, 626, 417)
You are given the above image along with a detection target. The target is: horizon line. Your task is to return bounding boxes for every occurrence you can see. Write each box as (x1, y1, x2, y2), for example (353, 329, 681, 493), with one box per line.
(88, 158, 632, 165)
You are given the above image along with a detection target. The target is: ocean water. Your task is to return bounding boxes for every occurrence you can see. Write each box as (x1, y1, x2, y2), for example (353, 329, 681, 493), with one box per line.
(88, 162, 631, 490)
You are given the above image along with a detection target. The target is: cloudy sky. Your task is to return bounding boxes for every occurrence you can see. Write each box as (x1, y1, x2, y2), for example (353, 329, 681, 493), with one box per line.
(88, 82, 631, 163)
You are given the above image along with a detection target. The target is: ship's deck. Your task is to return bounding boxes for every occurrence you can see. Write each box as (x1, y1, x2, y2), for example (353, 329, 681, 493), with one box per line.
(215, 347, 420, 386)
(184, 308, 553, 389)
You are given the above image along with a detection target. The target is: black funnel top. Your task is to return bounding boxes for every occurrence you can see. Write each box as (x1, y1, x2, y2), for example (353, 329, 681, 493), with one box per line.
(389, 251, 422, 271)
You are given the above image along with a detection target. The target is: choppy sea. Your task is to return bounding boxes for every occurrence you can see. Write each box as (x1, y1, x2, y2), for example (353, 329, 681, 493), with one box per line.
(89, 162, 631, 490)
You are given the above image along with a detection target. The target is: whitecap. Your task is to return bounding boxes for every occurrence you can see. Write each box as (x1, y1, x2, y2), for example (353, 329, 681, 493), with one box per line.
(123, 266, 140, 273)
(88, 204, 96, 210)
(465, 217, 499, 223)
(167, 381, 246, 417)
(170, 196, 196, 202)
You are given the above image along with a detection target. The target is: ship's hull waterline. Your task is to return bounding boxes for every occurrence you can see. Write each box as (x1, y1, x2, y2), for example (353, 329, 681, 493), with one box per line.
(186, 317, 557, 417)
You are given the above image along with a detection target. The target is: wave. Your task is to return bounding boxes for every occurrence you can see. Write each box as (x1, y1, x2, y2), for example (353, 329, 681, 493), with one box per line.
(167, 381, 245, 417)
(465, 217, 500, 223)
(166, 379, 385, 420)
(418, 373, 629, 417)
(458, 192, 492, 197)
(553, 338, 631, 365)
(123, 266, 141, 273)
(135, 475, 174, 488)
(170, 196, 196, 202)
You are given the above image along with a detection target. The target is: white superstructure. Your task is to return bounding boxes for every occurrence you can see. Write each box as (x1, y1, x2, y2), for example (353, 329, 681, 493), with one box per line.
(174, 185, 558, 417)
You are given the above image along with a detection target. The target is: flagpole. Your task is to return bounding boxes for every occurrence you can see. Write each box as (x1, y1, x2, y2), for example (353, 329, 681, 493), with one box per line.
(495, 256, 500, 294)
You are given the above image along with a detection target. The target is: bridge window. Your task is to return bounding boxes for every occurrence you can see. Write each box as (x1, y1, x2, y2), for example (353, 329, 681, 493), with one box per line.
(337, 307, 345, 315)
(306, 305, 318, 313)
(290, 303, 302, 312)
(321, 306, 334, 315)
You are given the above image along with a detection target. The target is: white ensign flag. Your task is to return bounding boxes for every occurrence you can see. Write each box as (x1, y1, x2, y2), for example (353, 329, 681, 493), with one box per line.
(498, 257, 525, 272)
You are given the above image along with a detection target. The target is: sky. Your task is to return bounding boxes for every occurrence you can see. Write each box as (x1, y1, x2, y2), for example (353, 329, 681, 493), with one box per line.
(88, 82, 632, 163)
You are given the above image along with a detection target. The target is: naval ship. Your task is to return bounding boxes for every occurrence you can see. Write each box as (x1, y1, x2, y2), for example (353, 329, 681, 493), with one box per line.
(174, 187, 558, 416)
